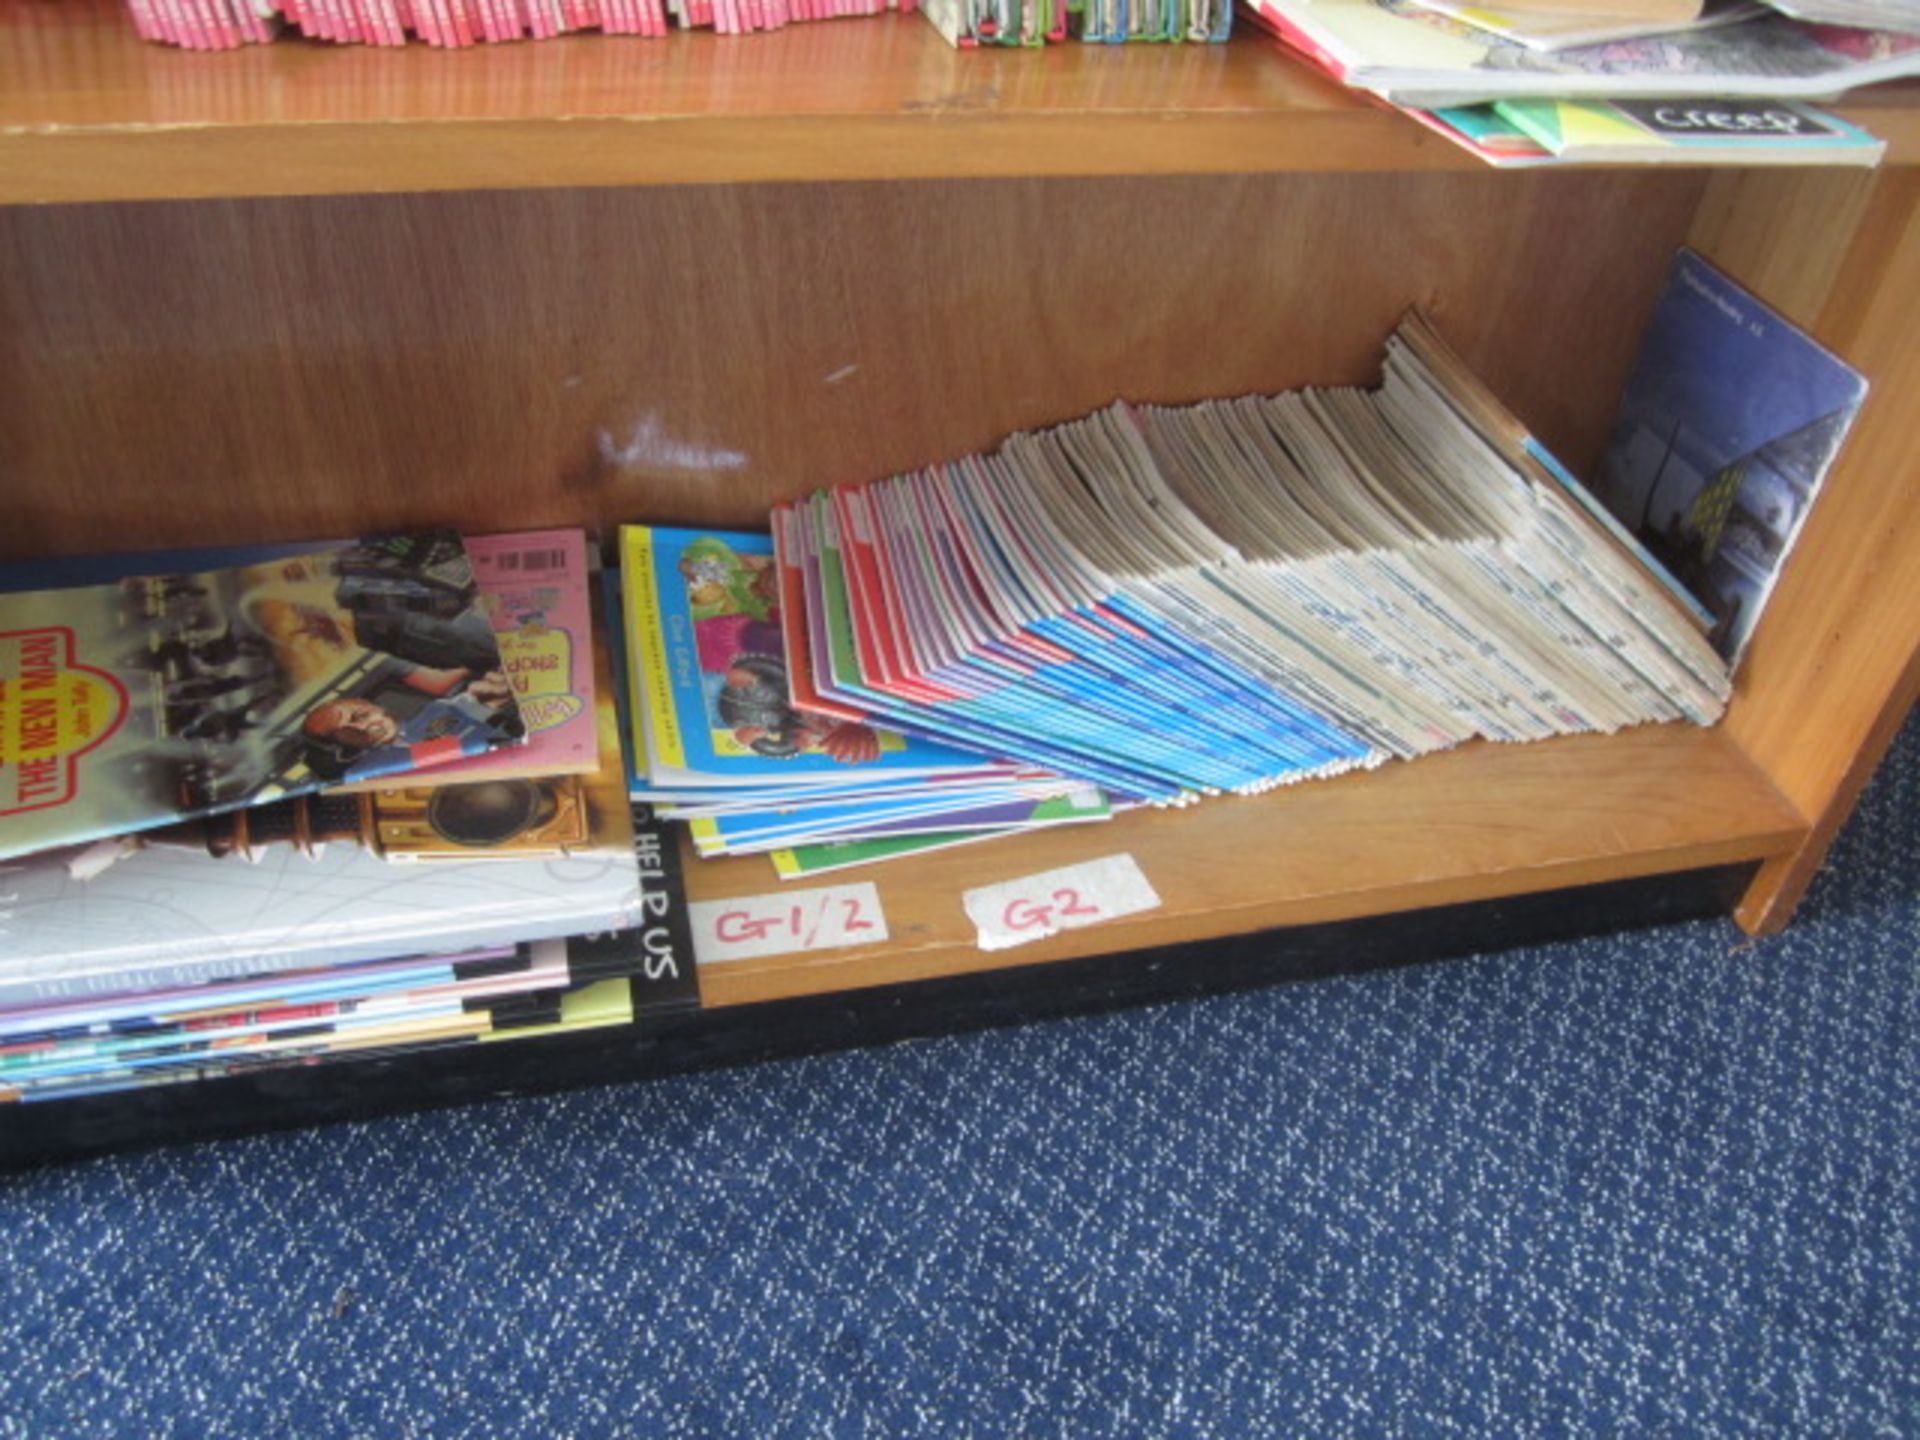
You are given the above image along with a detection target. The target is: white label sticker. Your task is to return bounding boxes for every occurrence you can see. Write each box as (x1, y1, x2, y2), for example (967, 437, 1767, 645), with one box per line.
(688, 882, 889, 965)
(963, 853, 1162, 953)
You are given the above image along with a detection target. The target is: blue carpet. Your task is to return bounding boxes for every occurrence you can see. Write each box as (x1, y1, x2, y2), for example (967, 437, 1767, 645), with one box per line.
(3, 717, 1916, 1439)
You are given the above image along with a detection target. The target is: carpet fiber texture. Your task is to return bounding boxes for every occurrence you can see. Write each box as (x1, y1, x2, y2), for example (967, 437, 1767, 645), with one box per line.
(3, 717, 1916, 1438)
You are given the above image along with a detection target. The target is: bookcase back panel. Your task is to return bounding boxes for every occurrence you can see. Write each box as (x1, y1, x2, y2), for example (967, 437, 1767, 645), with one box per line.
(0, 170, 1704, 563)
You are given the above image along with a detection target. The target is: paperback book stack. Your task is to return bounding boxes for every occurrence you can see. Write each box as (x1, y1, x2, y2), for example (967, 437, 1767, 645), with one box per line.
(615, 526, 1117, 878)
(0, 528, 698, 1107)
(749, 311, 1733, 816)
(120, 0, 1229, 49)
(1251, 0, 1914, 168)
(123, 0, 919, 47)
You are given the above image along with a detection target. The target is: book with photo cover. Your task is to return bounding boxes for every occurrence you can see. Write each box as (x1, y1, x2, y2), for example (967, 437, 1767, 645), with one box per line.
(0, 530, 524, 862)
(337, 528, 599, 791)
(1590, 248, 1868, 666)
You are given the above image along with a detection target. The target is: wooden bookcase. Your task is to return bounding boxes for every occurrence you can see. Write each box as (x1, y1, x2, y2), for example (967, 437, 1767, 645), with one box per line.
(4, 1, 1918, 1027)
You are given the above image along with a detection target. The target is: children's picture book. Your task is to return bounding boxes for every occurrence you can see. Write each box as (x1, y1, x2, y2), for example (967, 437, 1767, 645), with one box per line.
(361, 566, 630, 863)
(1591, 248, 1868, 665)
(618, 524, 996, 790)
(0, 530, 524, 862)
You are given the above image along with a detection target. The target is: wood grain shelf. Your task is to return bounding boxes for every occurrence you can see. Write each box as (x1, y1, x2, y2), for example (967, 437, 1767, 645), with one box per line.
(686, 725, 1808, 1008)
(5, 0, 1920, 204)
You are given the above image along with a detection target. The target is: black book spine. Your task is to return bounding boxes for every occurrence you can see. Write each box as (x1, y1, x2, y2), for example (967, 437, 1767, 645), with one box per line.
(563, 802, 702, 1015)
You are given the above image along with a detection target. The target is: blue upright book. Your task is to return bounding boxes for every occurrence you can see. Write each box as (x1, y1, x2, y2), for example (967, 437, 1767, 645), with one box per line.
(1591, 248, 1867, 668)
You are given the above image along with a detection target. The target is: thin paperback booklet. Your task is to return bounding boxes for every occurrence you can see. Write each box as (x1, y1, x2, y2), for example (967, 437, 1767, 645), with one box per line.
(0, 531, 524, 862)
(618, 524, 998, 790)
(358, 561, 631, 863)
(1401, 0, 1762, 53)
(0, 823, 646, 1007)
(1591, 248, 1868, 667)
(1415, 94, 1883, 165)
(1491, 96, 1884, 164)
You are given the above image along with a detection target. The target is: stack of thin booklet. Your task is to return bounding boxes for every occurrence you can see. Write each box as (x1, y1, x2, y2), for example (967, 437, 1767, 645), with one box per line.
(1, 528, 699, 1106)
(616, 526, 1116, 874)
(614, 309, 1743, 879)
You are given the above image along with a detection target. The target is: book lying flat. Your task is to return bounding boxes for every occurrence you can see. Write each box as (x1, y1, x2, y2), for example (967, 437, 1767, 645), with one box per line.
(0, 531, 525, 863)
(1418, 0, 1705, 18)
(0, 793, 645, 1006)
(1254, 0, 1920, 107)
(1408, 94, 1882, 165)
(1493, 95, 1885, 163)
(1403, 0, 1757, 53)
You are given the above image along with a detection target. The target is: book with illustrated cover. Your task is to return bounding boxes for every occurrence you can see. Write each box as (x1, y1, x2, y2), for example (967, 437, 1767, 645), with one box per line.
(618, 524, 998, 790)
(1491, 95, 1884, 164)
(1591, 249, 1868, 665)
(1410, 94, 1882, 165)
(0, 530, 524, 863)
(361, 561, 629, 863)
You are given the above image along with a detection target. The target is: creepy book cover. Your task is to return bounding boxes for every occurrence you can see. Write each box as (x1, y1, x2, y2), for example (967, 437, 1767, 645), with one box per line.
(0, 530, 526, 863)
(1592, 248, 1867, 667)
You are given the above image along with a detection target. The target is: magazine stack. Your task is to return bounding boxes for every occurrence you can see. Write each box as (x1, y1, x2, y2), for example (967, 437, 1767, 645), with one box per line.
(0, 529, 699, 1107)
(748, 309, 1737, 828)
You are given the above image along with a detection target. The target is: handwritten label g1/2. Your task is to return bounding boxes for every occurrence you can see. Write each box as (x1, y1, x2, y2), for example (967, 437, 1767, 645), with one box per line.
(688, 882, 889, 965)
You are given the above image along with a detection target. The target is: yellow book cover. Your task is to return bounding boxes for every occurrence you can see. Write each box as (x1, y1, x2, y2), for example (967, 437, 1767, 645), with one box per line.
(618, 525, 689, 777)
